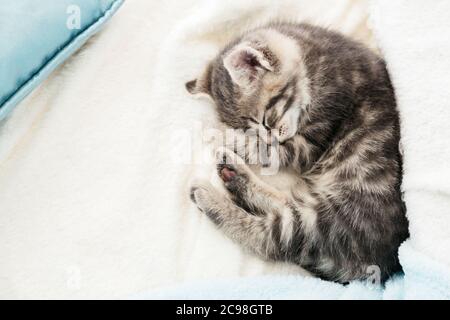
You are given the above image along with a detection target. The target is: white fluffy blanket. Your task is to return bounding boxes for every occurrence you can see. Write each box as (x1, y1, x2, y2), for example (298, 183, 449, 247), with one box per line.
(0, 0, 384, 299)
(370, 0, 450, 268)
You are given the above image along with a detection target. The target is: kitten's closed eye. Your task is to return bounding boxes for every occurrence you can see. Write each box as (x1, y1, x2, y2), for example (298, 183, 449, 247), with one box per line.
(242, 116, 259, 125)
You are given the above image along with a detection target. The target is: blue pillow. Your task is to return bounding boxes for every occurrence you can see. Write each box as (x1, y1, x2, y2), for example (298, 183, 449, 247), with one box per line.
(0, 0, 124, 121)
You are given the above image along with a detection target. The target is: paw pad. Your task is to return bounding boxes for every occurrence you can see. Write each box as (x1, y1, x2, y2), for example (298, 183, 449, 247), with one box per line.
(220, 166, 236, 182)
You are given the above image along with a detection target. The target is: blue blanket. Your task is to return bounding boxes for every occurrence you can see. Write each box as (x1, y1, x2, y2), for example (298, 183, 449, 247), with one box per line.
(139, 243, 450, 299)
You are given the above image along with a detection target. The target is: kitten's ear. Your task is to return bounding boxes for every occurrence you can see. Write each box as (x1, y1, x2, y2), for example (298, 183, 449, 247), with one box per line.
(223, 44, 274, 88)
(185, 64, 212, 98)
(185, 79, 201, 94)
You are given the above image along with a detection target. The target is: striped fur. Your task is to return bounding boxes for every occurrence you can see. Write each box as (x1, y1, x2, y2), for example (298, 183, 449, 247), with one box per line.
(187, 23, 409, 283)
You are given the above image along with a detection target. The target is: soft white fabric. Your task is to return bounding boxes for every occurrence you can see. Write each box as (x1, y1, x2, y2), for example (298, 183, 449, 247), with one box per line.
(146, 1, 450, 299)
(0, 0, 372, 299)
(369, 0, 450, 268)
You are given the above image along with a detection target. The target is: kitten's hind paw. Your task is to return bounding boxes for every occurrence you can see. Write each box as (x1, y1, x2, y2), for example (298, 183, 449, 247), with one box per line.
(189, 180, 216, 213)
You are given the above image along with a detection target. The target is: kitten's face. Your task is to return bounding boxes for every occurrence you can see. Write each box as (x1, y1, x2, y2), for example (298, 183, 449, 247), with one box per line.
(186, 29, 310, 146)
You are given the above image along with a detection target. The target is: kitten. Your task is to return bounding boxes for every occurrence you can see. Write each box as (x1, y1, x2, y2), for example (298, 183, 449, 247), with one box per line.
(186, 23, 409, 283)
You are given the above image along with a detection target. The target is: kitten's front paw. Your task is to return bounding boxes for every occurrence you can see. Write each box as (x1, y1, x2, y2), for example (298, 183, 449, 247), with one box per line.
(218, 165, 237, 183)
(217, 169, 249, 200)
(215, 147, 251, 193)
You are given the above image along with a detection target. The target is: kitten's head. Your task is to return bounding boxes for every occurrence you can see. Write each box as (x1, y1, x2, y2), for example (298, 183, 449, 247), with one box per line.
(186, 28, 310, 145)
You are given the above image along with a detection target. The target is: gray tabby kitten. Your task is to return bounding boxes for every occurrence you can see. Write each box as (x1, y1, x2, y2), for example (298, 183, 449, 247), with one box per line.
(186, 23, 409, 283)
